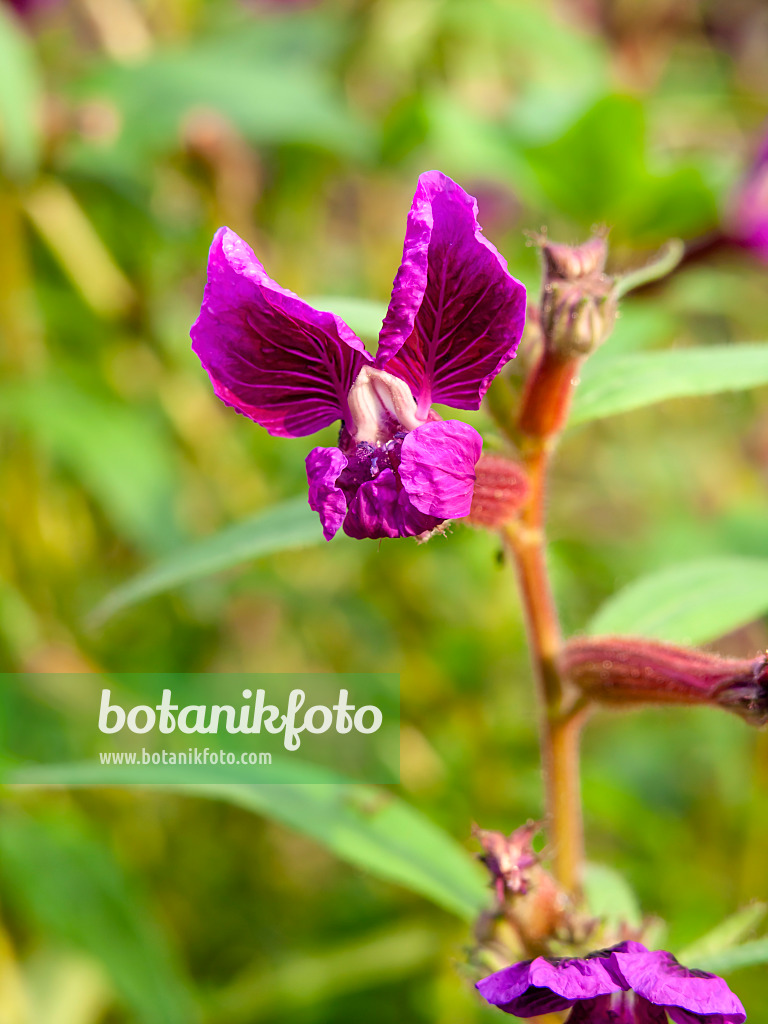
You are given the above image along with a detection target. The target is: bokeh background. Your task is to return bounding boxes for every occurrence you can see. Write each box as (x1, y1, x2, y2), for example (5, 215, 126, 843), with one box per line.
(2, 0, 768, 1021)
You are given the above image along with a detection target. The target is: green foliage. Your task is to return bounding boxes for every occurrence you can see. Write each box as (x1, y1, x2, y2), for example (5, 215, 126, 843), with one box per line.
(586, 558, 768, 645)
(523, 95, 718, 240)
(684, 940, 768, 976)
(583, 863, 642, 928)
(0, 6, 41, 179)
(679, 904, 768, 964)
(571, 344, 768, 426)
(0, 808, 198, 1024)
(186, 783, 490, 921)
(1, 379, 180, 553)
(91, 496, 324, 623)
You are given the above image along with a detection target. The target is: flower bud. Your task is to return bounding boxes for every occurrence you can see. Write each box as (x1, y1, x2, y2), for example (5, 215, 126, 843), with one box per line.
(561, 636, 768, 726)
(468, 455, 530, 529)
(540, 236, 617, 357)
(517, 233, 618, 440)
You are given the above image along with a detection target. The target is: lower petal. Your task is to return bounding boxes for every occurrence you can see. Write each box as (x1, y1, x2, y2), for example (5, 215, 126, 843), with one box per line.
(399, 420, 482, 519)
(343, 470, 402, 540)
(306, 447, 348, 541)
(342, 470, 442, 540)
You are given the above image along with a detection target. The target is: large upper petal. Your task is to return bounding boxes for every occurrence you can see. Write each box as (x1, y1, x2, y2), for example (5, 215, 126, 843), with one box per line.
(398, 420, 482, 519)
(376, 171, 526, 416)
(191, 227, 371, 437)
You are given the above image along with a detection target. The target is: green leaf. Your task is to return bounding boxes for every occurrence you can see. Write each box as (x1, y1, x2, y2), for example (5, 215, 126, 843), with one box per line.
(90, 496, 325, 625)
(682, 938, 768, 975)
(0, 6, 41, 179)
(678, 904, 767, 963)
(67, 22, 372, 179)
(583, 862, 642, 927)
(189, 785, 489, 921)
(523, 95, 717, 240)
(12, 772, 488, 921)
(570, 344, 768, 426)
(586, 557, 768, 645)
(0, 810, 198, 1024)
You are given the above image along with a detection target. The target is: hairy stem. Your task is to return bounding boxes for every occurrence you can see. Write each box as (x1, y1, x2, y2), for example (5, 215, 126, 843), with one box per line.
(503, 438, 584, 896)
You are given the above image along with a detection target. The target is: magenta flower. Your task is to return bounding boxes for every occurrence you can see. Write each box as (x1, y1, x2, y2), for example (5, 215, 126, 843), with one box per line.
(191, 171, 526, 540)
(4, 0, 60, 16)
(476, 942, 746, 1024)
(728, 129, 768, 262)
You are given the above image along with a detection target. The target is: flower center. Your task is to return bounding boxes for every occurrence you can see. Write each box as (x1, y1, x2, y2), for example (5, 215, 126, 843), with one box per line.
(346, 366, 423, 444)
(336, 431, 408, 501)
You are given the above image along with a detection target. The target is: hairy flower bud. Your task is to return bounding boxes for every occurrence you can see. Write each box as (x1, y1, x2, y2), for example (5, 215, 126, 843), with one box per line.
(540, 236, 617, 357)
(468, 455, 530, 529)
(561, 636, 768, 726)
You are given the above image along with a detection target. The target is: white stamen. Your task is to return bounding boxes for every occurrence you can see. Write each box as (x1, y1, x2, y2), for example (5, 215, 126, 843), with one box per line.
(347, 366, 423, 443)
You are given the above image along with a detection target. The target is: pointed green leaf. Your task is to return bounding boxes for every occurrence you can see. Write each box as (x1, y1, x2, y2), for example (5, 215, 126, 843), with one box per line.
(190, 783, 488, 920)
(682, 938, 768, 975)
(570, 344, 768, 426)
(679, 904, 767, 963)
(91, 496, 325, 624)
(12, 768, 488, 921)
(586, 557, 768, 645)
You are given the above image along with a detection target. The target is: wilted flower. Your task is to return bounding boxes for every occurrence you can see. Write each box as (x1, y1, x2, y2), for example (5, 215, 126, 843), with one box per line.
(561, 636, 768, 726)
(476, 941, 746, 1024)
(191, 171, 526, 540)
(474, 821, 540, 901)
(728, 129, 768, 262)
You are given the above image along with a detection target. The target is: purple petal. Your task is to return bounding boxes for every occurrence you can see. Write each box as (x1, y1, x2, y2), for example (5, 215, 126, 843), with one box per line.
(306, 447, 348, 541)
(5, 0, 60, 16)
(399, 420, 482, 518)
(567, 995, 667, 1024)
(613, 949, 746, 1024)
(731, 168, 768, 261)
(377, 171, 526, 417)
(343, 470, 402, 540)
(727, 125, 768, 261)
(342, 470, 440, 540)
(191, 227, 371, 437)
(476, 955, 623, 1017)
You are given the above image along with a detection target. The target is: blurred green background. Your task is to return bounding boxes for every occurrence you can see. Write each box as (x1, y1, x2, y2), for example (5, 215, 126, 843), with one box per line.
(2, 0, 768, 1021)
